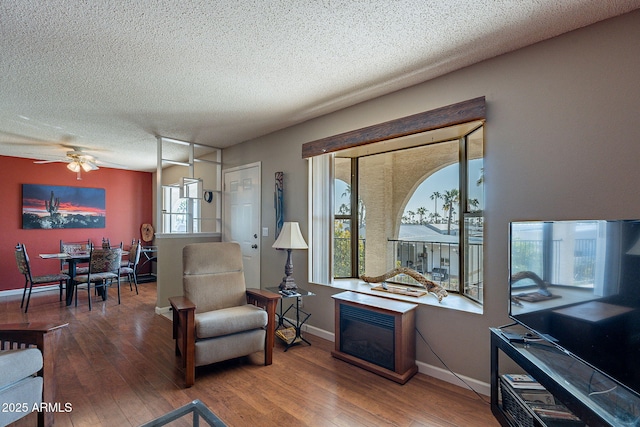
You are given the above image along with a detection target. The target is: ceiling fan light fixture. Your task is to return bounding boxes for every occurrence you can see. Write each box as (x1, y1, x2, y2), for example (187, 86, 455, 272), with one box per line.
(67, 161, 81, 172)
(80, 161, 93, 172)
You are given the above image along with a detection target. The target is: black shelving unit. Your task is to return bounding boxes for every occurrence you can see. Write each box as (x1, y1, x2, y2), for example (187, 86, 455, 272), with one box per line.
(491, 327, 640, 427)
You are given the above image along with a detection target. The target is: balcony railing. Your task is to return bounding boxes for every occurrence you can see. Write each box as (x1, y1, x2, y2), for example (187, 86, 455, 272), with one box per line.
(334, 237, 484, 302)
(390, 239, 458, 290)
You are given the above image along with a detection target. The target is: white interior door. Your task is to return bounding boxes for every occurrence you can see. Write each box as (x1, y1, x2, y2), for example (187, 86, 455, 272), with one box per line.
(223, 163, 261, 288)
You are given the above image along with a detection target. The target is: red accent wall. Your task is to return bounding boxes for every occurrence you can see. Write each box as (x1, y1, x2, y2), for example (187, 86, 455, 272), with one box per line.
(0, 155, 153, 291)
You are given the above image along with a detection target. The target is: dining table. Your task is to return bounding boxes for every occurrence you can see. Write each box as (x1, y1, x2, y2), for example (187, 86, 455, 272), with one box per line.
(40, 252, 91, 306)
(40, 248, 130, 306)
(40, 251, 129, 306)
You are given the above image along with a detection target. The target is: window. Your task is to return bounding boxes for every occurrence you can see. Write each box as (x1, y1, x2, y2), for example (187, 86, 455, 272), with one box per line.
(334, 158, 366, 278)
(305, 98, 486, 304)
(332, 128, 483, 302)
(162, 182, 201, 233)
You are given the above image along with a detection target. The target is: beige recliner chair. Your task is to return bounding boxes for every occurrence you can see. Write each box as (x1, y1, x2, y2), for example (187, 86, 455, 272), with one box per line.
(169, 242, 280, 387)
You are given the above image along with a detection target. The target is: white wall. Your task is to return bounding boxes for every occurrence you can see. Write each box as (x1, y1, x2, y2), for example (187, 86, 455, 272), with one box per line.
(222, 10, 640, 385)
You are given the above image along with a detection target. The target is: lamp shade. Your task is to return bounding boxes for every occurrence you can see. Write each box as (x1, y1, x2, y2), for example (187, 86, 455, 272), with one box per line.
(272, 222, 308, 249)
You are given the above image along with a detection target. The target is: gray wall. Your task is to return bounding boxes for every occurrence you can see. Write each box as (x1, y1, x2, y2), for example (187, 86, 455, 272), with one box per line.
(156, 234, 221, 307)
(222, 10, 640, 384)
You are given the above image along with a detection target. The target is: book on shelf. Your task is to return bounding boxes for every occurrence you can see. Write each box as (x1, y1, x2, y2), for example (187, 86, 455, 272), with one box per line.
(501, 373, 545, 390)
(518, 389, 555, 405)
(532, 405, 582, 422)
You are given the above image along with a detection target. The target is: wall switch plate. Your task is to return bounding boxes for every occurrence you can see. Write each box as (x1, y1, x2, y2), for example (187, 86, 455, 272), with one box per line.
(262, 227, 269, 237)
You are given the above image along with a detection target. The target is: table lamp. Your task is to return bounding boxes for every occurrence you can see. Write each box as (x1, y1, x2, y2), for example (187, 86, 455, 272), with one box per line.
(272, 222, 308, 290)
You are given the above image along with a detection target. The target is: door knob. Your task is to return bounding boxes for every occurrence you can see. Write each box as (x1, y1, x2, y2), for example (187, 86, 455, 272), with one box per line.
(251, 244, 258, 249)
(254, 234, 258, 238)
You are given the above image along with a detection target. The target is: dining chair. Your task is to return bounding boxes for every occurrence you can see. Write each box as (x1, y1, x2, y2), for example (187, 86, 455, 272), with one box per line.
(101, 238, 123, 249)
(73, 247, 122, 310)
(60, 239, 92, 275)
(14, 243, 70, 313)
(120, 240, 141, 294)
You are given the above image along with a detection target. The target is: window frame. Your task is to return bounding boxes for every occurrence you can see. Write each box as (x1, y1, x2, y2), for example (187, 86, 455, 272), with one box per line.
(337, 131, 482, 298)
(304, 97, 486, 301)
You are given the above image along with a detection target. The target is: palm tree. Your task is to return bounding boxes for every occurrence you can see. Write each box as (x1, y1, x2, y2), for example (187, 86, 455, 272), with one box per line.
(442, 189, 459, 234)
(416, 207, 427, 224)
(476, 167, 484, 186)
(430, 191, 442, 223)
(339, 184, 366, 225)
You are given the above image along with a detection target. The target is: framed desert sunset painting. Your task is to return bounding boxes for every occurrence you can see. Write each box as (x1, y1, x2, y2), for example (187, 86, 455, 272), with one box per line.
(22, 184, 106, 229)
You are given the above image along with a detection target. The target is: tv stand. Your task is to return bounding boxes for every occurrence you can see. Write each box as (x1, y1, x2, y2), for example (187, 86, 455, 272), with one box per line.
(491, 326, 640, 427)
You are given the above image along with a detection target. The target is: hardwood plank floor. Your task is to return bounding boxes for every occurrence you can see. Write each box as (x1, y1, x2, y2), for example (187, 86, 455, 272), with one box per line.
(1, 283, 499, 427)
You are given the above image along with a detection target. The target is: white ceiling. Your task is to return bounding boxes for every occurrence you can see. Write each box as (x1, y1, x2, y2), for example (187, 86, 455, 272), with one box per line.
(1, 1, 638, 172)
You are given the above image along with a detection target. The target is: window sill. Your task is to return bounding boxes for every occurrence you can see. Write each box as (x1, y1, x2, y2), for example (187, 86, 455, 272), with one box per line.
(313, 279, 483, 315)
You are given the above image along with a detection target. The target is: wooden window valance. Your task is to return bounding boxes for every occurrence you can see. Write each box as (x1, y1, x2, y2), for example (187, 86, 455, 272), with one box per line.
(301, 96, 486, 159)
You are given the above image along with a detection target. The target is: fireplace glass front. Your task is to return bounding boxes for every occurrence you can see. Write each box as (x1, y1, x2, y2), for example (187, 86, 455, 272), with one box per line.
(339, 304, 395, 371)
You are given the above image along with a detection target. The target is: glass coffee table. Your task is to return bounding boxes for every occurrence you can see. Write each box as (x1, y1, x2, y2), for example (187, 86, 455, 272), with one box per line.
(140, 399, 226, 426)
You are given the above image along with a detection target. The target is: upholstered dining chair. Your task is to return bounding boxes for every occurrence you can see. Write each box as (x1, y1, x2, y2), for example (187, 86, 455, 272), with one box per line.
(59, 239, 92, 275)
(14, 243, 70, 313)
(169, 242, 281, 387)
(120, 240, 141, 294)
(73, 247, 122, 310)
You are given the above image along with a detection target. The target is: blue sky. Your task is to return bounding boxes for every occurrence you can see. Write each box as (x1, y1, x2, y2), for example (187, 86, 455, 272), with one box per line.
(405, 159, 484, 215)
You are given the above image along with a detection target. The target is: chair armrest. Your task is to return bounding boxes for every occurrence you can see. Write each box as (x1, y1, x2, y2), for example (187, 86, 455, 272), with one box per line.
(169, 296, 196, 387)
(169, 296, 196, 341)
(246, 288, 281, 366)
(0, 323, 67, 348)
(0, 322, 68, 427)
(246, 288, 281, 305)
(169, 296, 196, 312)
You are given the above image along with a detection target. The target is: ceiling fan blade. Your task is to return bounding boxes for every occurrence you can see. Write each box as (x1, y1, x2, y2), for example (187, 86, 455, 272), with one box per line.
(34, 159, 65, 164)
(84, 160, 99, 171)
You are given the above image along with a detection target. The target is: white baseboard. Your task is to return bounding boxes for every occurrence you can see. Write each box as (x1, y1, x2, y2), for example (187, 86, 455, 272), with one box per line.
(155, 305, 171, 316)
(0, 284, 59, 298)
(300, 322, 335, 342)
(301, 324, 490, 396)
(415, 361, 490, 396)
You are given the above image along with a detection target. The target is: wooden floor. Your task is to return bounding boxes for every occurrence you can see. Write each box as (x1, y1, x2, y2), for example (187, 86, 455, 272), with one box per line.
(1, 282, 499, 427)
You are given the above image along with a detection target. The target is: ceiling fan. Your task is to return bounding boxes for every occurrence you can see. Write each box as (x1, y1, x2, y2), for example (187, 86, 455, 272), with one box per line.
(34, 149, 100, 179)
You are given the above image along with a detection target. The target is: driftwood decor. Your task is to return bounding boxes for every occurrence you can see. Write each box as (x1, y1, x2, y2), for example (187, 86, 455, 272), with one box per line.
(360, 267, 448, 302)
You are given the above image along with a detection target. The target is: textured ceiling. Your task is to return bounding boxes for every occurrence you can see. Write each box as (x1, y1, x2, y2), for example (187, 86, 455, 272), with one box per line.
(1, 1, 638, 172)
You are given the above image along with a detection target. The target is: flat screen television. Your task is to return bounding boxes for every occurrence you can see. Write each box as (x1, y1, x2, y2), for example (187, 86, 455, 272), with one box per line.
(509, 219, 640, 395)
